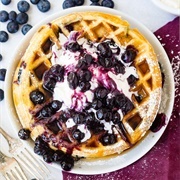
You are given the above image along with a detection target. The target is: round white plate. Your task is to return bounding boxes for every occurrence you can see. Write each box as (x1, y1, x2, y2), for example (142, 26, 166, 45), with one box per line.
(152, 0, 180, 16)
(5, 6, 174, 175)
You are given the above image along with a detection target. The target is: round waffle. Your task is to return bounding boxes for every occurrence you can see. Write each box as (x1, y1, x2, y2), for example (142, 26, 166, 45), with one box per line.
(13, 12, 162, 159)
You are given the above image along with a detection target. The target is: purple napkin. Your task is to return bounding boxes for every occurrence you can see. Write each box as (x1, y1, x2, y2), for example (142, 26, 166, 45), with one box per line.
(62, 17, 180, 180)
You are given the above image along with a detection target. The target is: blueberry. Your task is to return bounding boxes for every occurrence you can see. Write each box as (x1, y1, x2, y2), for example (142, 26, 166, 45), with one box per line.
(43, 77, 56, 92)
(0, 10, 9, 22)
(34, 145, 48, 155)
(0, 54, 2, 61)
(90, 0, 99, 2)
(7, 21, 19, 33)
(74, 0, 84, 6)
(17, 1, 30, 13)
(30, 0, 40, 4)
(50, 64, 64, 82)
(91, 99, 103, 110)
(8, 11, 17, 21)
(84, 54, 93, 65)
(96, 108, 106, 120)
(62, 0, 76, 9)
(114, 61, 125, 74)
(101, 0, 114, 8)
(60, 154, 74, 171)
(21, 24, 32, 35)
(72, 129, 85, 142)
(66, 42, 80, 52)
(47, 120, 62, 134)
(50, 100, 62, 112)
(73, 113, 85, 124)
(30, 90, 45, 105)
(98, 56, 113, 68)
(97, 42, 112, 57)
(78, 69, 92, 82)
(0, 89, 4, 101)
(43, 152, 54, 163)
(67, 72, 79, 89)
(100, 133, 117, 146)
(0, 31, 9, 42)
(18, 128, 31, 140)
(90, 2, 100, 6)
(112, 111, 121, 124)
(79, 81, 91, 92)
(53, 150, 65, 162)
(106, 97, 115, 108)
(104, 111, 113, 122)
(0, 69, 6, 81)
(1, 0, 11, 5)
(16, 12, 28, 25)
(115, 94, 134, 114)
(86, 119, 104, 134)
(37, 0, 51, 12)
(40, 106, 53, 118)
(95, 87, 109, 99)
(127, 74, 138, 87)
(121, 45, 137, 63)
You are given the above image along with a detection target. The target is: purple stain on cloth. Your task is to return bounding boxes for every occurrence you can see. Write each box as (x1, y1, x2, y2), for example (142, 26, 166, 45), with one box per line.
(62, 17, 180, 180)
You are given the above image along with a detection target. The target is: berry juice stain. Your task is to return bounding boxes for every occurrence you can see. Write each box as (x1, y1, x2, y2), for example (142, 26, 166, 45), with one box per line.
(150, 113, 167, 132)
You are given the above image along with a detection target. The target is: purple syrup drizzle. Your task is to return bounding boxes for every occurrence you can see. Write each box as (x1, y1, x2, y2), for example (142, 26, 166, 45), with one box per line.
(150, 113, 167, 132)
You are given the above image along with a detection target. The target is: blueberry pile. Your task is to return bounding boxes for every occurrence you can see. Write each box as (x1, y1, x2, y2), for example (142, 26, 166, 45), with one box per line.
(33, 136, 74, 171)
(0, 0, 51, 43)
(62, 0, 115, 9)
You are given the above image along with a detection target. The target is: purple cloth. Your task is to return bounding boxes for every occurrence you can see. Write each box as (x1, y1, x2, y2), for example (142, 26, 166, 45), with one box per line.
(62, 17, 180, 180)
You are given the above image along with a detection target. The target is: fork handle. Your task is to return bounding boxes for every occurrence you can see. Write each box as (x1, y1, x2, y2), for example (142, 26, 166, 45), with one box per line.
(0, 151, 6, 163)
(0, 127, 14, 143)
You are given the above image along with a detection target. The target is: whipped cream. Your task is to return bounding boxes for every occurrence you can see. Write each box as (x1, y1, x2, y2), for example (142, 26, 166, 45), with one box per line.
(51, 31, 139, 142)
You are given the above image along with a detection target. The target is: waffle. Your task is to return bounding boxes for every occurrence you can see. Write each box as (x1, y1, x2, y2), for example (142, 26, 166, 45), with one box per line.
(13, 12, 162, 159)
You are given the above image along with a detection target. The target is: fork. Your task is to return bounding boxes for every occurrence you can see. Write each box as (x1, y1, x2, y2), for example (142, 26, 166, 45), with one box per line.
(0, 127, 50, 179)
(0, 150, 27, 180)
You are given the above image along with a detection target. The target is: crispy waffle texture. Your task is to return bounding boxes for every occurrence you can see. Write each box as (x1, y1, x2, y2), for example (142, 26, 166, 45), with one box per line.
(13, 12, 162, 158)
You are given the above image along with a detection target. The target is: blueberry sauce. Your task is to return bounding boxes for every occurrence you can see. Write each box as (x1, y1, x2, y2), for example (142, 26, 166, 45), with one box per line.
(150, 113, 167, 132)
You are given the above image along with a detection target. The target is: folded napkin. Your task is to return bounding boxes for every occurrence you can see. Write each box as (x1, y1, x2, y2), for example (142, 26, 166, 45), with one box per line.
(62, 17, 180, 180)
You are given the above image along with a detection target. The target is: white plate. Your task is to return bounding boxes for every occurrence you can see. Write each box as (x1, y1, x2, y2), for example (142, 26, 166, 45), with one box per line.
(152, 0, 180, 16)
(5, 6, 174, 175)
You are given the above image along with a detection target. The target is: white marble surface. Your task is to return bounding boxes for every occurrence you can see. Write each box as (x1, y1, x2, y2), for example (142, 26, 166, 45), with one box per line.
(0, 0, 177, 179)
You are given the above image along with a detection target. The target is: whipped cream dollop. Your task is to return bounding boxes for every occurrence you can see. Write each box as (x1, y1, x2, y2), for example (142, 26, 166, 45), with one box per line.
(160, 0, 180, 9)
(50, 31, 139, 142)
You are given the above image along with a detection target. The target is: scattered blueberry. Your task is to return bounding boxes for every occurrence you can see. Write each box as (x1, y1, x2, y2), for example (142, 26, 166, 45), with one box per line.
(30, 0, 40, 4)
(43, 77, 56, 92)
(37, 0, 51, 13)
(18, 128, 31, 140)
(0, 69, 6, 81)
(50, 100, 62, 112)
(8, 11, 17, 21)
(114, 61, 125, 74)
(73, 113, 85, 124)
(78, 69, 92, 82)
(0, 31, 9, 42)
(101, 0, 114, 8)
(0, 10, 9, 22)
(16, 12, 28, 25)
(53, 150, 64, 162)
(62, 0, 76, 9)
(7, 21, 19, 33)
(40, 106, 53, 118)
(1, 0, 11, 5)
(0, 54, 2, 61)
(90, 2, 100, 6)
(17, 1, 30, 13)
(74, 0, 84, 6)
(79, 81, 91, 92)
(30, 90, 45, 105)
(0, 89, 4, 101)
(91, 99, 103, 110)
(21, 24, 32, 35)
(95, 87, 109, 99)
(43, 152, 54, 163)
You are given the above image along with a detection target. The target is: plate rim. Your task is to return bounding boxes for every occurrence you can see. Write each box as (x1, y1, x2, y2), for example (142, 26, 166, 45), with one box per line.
(5, 6, 175, 175)
(152, 0, 180, 16)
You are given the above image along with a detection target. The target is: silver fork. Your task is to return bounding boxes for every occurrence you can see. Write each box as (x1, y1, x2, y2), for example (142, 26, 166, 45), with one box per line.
(0, 127, 50, 180)
(0, 150, 27, 180)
